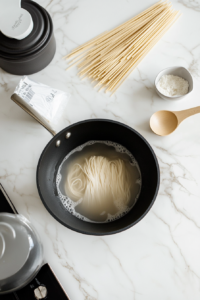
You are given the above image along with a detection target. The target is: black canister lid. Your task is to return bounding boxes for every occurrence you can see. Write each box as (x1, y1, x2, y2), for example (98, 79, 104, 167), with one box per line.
(0, 1, 51, 58)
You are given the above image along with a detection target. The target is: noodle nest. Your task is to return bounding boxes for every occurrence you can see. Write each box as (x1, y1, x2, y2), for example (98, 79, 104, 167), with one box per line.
(67, 156, 132, 209)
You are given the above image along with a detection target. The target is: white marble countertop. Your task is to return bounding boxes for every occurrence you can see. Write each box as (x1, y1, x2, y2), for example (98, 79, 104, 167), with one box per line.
(1, 0, 200, 299)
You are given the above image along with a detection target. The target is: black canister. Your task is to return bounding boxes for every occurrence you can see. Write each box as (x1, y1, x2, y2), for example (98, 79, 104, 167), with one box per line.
(0, 0, 56, 75)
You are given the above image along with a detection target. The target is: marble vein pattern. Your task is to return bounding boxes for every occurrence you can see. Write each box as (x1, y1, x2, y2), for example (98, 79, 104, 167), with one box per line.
(1, 0, 200, 299)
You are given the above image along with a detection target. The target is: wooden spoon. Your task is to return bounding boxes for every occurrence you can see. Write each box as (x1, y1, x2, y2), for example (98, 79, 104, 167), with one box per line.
(150, 106, 200, 136)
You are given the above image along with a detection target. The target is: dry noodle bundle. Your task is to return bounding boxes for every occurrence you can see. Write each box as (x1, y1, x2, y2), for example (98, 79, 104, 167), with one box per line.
(65, 1, 180, 94)
(67, 156, 132, 209)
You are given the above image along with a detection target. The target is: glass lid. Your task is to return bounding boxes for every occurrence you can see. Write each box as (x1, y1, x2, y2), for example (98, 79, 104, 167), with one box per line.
(0, 213, 43, 294)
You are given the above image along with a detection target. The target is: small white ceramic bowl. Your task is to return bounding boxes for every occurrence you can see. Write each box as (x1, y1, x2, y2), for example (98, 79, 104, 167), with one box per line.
(155, 66, 193, 101)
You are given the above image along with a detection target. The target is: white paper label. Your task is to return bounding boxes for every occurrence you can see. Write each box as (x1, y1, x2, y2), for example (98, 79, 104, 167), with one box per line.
(0, 3, 33, 40)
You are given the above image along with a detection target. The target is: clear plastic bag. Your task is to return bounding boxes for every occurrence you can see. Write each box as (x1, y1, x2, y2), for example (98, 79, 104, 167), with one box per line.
(13, 76, 70, 133)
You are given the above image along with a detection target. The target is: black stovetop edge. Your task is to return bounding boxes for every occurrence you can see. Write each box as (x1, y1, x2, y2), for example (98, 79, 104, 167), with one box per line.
(0, 183, 70, 300)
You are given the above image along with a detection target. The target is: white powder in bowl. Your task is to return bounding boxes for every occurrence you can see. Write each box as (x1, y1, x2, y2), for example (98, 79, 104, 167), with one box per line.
(157, 74, 189, 97)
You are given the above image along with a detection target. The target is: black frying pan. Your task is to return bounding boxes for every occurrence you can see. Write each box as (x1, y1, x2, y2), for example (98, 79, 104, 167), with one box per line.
(36, 119, 160, 235)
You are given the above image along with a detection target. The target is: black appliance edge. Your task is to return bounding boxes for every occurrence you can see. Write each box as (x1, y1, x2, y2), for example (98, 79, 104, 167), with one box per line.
(0, 183, 70, 300)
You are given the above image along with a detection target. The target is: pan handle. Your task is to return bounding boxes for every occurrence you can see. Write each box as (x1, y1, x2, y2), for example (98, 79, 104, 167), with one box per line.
(11, 93, 56, 136)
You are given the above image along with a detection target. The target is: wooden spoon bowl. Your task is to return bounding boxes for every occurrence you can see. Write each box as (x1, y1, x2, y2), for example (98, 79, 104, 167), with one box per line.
(150, 111, 178, 136)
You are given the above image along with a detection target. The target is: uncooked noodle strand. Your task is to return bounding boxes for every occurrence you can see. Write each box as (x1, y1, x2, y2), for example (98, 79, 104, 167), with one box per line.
(65, 1, 180, 94)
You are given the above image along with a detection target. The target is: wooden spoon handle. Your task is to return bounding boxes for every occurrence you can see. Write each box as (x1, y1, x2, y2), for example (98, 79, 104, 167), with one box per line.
(174, 106, 200, 123)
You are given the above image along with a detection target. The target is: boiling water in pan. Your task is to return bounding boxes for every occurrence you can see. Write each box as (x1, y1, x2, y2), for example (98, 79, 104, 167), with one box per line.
(56, 141, 141, 223)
